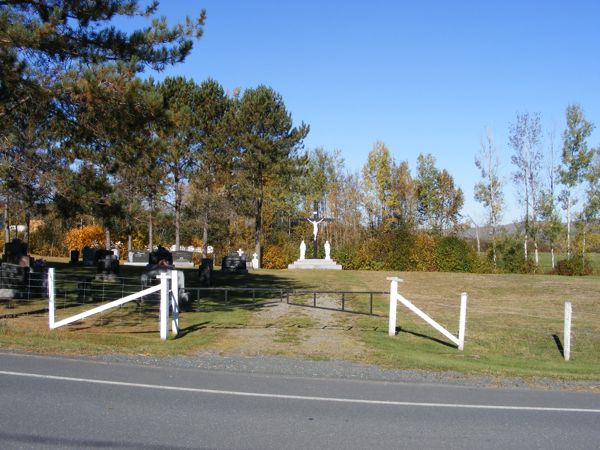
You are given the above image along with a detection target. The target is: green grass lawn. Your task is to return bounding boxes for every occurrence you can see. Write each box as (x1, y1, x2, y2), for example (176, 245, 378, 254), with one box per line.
(1, 258, 599, 380)
(536, 252, 600, 273)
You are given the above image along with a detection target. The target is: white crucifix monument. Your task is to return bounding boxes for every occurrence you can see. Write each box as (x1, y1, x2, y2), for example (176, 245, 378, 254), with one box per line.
(288, 201, 342, 270)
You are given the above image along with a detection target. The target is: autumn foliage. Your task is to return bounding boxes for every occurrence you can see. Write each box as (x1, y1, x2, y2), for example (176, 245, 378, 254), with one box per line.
(64, 225, 105, 252)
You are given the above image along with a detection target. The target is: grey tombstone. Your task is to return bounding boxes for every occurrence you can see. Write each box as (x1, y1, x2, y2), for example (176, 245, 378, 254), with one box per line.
(172, 250, 193, 265)
(129, 250, 150, 264)
(221, 252, 248, 274)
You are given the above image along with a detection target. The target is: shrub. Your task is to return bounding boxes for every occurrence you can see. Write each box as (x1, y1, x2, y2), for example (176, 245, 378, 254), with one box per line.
(435, 236, 475, 272)
(409, 233, 437, 271)
(262, 243, 296, 269)
(64, 224, 105, 253)
(27, 218, 68, 256)
(491, 234, 535, 274)
(552, 256, 593, 276)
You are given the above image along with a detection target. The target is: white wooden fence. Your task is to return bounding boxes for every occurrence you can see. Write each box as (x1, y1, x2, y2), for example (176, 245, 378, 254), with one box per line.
(387, 277, 467, 350)
(48, 268, 179, 340)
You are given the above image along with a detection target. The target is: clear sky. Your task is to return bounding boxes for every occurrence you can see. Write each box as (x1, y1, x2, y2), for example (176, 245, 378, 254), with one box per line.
(121, 0, 600, 224)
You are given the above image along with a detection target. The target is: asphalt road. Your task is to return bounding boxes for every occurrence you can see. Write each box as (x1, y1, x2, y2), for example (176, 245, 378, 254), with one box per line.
(1, 352, 599, 449)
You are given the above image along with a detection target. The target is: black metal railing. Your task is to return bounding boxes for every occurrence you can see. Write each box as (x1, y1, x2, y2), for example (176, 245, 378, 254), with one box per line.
(185, 287, 389, 316)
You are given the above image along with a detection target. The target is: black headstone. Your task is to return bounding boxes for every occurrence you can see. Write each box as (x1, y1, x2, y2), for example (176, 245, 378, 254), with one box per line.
(199, 258, 213, 286)
(82, 247, 96, 266)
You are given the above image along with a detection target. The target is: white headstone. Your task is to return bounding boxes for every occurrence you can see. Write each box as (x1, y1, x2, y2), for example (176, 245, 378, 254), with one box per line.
(252, 252, 259, 269)
(237, 248, 244, 257)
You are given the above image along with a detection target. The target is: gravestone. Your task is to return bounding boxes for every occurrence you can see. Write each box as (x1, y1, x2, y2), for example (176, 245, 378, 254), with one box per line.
(69, 250, 79, 264)
(221, 252, 248, 274)
(96, 254, 119, 281)
(82, 246, 96, 266)
(148, 246, 172, 266)
(2, 238, 28, 265)
(0, 263, 30, 299)
(140, 263, 188, 306)
(199, 258, 213, 286)
(0, 238, 47, 299)
(172, 250, 194, 268)
(127, 250, 150, 265)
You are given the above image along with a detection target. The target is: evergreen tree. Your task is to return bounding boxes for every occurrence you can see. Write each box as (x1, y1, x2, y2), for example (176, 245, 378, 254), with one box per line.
(235, 85, 309, 267)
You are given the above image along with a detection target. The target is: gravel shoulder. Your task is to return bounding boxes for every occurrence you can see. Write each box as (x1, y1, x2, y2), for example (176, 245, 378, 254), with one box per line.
(24, 350, 595, 394)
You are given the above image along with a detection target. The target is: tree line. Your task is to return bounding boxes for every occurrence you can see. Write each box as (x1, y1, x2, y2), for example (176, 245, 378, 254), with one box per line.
(1, 1, 598, 274)
(474, 108, 599, 274)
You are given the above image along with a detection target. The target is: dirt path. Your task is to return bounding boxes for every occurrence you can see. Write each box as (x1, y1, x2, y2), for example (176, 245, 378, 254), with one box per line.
(213, 297, 372, 360)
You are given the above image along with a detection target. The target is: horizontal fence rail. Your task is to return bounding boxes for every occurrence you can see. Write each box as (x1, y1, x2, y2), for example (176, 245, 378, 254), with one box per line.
(184, 287, 389, 316)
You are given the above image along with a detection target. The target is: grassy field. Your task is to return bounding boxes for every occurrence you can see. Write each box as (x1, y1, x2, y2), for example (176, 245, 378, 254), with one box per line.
(1, 258, 599, 381)
(536, 252, 600, 273)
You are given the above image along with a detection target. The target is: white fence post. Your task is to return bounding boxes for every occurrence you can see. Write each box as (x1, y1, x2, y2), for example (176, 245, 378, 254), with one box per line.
(158, 272, 170, 340)
(564, 302, 572, 361)
(171, 270, 179, 336)
(48, 268, 55, 329)
(387, 277, 402, 336)
(458, 292, 467, 351)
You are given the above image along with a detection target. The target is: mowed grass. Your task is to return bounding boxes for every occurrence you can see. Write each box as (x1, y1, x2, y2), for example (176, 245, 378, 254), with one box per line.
(1, 258, 599, 380)
(536, 251, 600, 273)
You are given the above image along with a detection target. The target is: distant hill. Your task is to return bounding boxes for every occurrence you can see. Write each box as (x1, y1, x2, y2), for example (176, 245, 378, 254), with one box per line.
(459, 223, 519, 241)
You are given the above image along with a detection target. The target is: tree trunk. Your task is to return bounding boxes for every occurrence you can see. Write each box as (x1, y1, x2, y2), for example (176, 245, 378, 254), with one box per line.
(254, 195, 263, 268)
(474, 223, 480, 255)
(105, 228, 111, 250)
(491, 223, 497, 269)
(148, 199, 154, 252)
(202, 210, 209, 259)
(534, 241, 539, 267)
(175, 205, 180, 251)
(582, 225, 587, 267)
(524, 234, 528, 261)
(4, 201, 9, 243)
(24, 211, 30, 245)
(551, 247, 555, 269)
(566, 195, 571, 259)
(175, 179, 181, 251)
(126, 216, 132, 252)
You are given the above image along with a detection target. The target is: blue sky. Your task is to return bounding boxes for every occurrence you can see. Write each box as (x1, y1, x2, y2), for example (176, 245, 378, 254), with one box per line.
(122, 0, 600, 224)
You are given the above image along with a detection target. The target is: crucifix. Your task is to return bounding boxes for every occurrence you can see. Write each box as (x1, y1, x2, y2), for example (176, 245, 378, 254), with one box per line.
(305, 201, 332, 259)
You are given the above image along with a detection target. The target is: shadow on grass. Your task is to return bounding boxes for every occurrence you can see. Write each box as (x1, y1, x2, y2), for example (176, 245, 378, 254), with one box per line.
(396, 326, 458, 349)
(552, 334, 565, 358)
(176, 321, 212, 338)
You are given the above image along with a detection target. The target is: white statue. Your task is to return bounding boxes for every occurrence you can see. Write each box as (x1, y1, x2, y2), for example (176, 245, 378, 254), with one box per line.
(237, 248, 244, 257)
(324, 240, 331, 260)
(251, 252, 259, 269)
(300, 240, 306, 260)
(306, 218, 324, 239)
